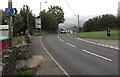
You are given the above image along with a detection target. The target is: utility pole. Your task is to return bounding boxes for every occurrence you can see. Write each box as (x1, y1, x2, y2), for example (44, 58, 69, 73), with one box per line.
(8, 0, 13, 47)
(78, 15, 79, 33)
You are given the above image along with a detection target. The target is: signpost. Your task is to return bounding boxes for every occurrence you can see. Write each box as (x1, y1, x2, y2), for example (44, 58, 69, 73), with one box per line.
(5, 0, 17, 47)
(2, 0, 17, 76)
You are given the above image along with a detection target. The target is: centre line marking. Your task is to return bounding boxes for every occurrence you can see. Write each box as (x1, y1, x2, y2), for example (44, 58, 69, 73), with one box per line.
(82, 49, 112, 62)
(66, 42, 76, 48)
(58, 35, 60, 39)
(60, 39, 64, 42)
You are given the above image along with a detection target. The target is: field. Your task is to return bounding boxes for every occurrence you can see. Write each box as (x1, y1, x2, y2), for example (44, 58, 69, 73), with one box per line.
(77, 30, 119, 39)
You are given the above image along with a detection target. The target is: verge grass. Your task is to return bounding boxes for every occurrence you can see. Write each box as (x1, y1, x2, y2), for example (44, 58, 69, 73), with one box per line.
(77, 30, 119, 39)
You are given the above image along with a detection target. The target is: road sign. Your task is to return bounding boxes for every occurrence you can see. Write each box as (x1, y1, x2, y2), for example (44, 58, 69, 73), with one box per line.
(6, 8, 14, 15)
(5, 8, 17, 15)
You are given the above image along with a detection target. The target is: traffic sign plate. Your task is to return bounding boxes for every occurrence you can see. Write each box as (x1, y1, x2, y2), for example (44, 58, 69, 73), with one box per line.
(6, 8, 14, 15)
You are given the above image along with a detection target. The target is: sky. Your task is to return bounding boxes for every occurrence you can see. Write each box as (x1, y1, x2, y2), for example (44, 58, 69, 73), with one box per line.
(0, 0, 119, 17)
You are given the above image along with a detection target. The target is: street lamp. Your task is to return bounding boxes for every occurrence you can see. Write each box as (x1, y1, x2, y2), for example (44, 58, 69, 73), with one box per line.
(40, 1, 47, 16)
(39, 1, 47, 32)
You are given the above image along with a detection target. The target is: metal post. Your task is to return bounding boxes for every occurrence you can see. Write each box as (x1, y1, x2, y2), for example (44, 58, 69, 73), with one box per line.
(40, 2, 41, 15)
(26, 5, 29, 33)
(39, 1, 47, 32)
(40, 2, 42, 32)
(8, 0, 13, 47)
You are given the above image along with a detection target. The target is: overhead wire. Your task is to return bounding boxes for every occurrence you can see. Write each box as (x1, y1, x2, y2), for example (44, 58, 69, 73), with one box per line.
(64, 0, 76, 15)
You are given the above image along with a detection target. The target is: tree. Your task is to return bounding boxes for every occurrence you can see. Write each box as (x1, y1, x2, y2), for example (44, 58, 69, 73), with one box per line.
(48, 6, 65, 24)
(83, 14, 118, 32)
(41, 10, 58, 31)
(40, 6, 65, 32)
(13, 14, 24, 36)
(20, 5, 35, 34)
(2, 11, 9, 25)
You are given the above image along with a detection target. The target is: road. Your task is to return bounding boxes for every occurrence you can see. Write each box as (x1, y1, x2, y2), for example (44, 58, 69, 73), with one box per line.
(41, 34, 118, 75)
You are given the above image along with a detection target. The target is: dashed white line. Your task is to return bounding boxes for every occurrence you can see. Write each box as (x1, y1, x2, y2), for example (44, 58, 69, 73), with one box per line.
(82, 49, 112, 62)
(101, 44, 105, 47)
(60, 39, 64, 42)
(66, 42, 76, 48)
(105, 45, 109, 47)
(40, 36, 70, 76)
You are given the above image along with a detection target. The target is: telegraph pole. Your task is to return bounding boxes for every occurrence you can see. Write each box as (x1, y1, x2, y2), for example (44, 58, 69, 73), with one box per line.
(8, 0, 13, 47)
(78, 15, 79, 33)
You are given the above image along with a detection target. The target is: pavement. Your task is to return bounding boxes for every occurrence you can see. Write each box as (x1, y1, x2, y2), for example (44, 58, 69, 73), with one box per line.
(30, 36, 65, 75)
(41, 34, 118, 75)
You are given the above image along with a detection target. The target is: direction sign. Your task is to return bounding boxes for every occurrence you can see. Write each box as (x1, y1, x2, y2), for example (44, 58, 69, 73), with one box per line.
(5, 8, 17, 15)
(6, 8, 14, 15)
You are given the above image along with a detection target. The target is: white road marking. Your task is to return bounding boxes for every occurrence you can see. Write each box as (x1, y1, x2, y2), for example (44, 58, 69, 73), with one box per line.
(60, 39, 64, 42)
(114, 47, 119, 50)
(109, 46, 115, 49)
(97, 43, 101, 46)
(40, 36, 70, 76)
(58, 35, 60, 39)
(82, 49, 112, 62)
(76, 38, 119, 50)
(66, 42, 76, 48)
(101, 44, 105, 46)
(105, 45, 109, 47)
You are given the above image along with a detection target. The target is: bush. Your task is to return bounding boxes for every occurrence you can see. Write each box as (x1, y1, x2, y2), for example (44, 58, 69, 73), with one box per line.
(16, 44, 32, 60)
(16, 66, 36, 77)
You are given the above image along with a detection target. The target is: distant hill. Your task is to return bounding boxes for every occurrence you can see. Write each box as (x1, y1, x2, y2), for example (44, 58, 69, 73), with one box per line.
(59, 15, 97, 28)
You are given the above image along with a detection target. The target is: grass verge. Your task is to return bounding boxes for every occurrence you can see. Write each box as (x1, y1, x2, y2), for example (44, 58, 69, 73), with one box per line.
(33, 32, 48, 36)
(77, 30, 119, 39)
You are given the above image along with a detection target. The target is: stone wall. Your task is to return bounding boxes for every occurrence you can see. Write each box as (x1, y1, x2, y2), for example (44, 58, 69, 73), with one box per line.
(2, 44, 31, 76)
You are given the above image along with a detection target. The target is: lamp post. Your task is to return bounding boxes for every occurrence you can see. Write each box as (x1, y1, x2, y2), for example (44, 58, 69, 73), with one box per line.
(40, 1, 47, 16)
(39, 1, 47, 32)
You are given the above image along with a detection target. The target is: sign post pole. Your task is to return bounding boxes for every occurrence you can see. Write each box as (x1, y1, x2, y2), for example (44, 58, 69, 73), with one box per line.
(8, 0, 13, 47)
